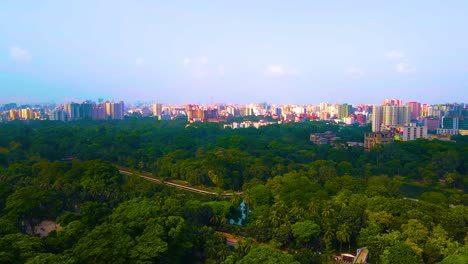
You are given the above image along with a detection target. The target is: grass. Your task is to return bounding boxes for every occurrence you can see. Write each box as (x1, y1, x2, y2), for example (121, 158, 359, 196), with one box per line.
(400, 183, 435, 199)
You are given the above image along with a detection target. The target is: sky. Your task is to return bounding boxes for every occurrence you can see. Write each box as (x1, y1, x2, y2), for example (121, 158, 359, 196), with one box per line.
(1, 0, 467, 105)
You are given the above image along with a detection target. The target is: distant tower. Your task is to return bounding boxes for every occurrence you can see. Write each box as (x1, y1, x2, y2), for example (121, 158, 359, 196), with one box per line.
(105, 102, 112, 119)
(111, 101, 124, 120)
(372, 105, 383, 132)
(64, 102, 81, 121)
(338, 103, 352, 119)
(405, 102, 421, 120)
(81, 101, 93, 120)
(152, 103, 163, 117)
(373, 105, 410, 132)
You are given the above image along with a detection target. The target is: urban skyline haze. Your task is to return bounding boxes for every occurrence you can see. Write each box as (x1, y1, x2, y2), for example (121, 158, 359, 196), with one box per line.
(1, 1, 467, 104)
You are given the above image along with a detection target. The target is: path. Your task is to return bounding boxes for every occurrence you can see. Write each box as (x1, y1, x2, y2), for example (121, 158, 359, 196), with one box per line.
(119, 169, 243, 196)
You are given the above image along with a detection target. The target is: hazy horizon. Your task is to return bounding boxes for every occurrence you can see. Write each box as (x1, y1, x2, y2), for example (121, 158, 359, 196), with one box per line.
(1, 1, 467, 104)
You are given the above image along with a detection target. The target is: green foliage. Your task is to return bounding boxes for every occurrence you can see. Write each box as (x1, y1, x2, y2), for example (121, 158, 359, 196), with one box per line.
(238, 246, 300, 264)
(420, 191, 448, 205)
(0, 233, 44, 263)
(380, 241, 420, 264)
(439, 245, 468, 264)
(71, 223, 135, 264)
(25, 253, 73, 264)
(0, 119, 466, 263)
(291, 220, 321, 245)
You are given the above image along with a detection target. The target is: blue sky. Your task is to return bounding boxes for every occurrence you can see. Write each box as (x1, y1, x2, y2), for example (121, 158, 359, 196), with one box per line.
(1, 0, 467, 104)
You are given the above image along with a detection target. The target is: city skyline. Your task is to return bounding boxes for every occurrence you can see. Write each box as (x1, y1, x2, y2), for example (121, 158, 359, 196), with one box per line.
(1, 1, 468, 104)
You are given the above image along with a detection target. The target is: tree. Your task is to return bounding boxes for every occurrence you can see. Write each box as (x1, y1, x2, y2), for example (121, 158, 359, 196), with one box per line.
(423, 224, 459, 263)
(0, 218, 20, 236)
(250, 184, 273, 208)
(238, 246, 300, 264)
(439, 245, 468, 264)
(380, 241, 420, 264)
(365, 230, 402, 263)
(71, 223, 135, 264)
(291, 220, 320, 246)
(420, 192, 448, 205)
(79, 201, 110, 228)
(235, 238, 255, 258)
(336, 223, 351, 253)
(269, 201, 288, 228)
(0, 233, 44, 263)
(130, 221, 169, 262)
(25, 253, 73, 264)
(5, 186, 61, 231)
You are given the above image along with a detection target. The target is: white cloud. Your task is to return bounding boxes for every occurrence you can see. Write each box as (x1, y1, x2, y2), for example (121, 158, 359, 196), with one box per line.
(135, 57, 144, 66)
(347, 67, 365, 77)
(10, 46, 32, 62)
(266, 65, 285, 76)
(264, 64, 299, 76)
(217, 64, 225, 75)
(395, 62, 416, 73)
(386, 50, 405, 60)
(183, 58, 192, 65)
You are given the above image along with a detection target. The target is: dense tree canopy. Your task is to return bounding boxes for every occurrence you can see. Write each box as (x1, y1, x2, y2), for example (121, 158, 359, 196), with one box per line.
(0, 118, 466, 263)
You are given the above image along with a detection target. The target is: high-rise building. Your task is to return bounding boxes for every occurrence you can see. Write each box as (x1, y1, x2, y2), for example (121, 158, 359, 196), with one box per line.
(92, 103, 107, 120)
(49, 108, 68, 122)
(382, 98, 402, 106)
(338, 103, 352, 119)
(186, 105, 205, 121)
(105, 102, 112, 119)
(393, 124, 428, 141)
(203, 108, 219, 120)
(20, 108, 33, 120)
(405, 102, 421, 119)
(442, 117, 459, 130)
(461, 108, 468, 130)
(64, 103, 81, 121)
(372, 105, 410, 132)
(372, 105, 383, 132)
(420, 103, 429, 117)
(81, 101, 93, 119)
(424, 117, 440, 130)
(111, 101, 125, 120)
(152, 103, 163, 117)
(9, 109, 19, 120)
(319, 102, 329, 112)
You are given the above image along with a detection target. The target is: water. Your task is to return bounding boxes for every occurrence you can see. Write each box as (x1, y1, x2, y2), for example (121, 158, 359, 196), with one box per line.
(229, 200, 247, 225)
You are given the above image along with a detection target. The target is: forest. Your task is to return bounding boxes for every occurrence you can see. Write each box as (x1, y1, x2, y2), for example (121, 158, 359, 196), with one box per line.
(0, 118, 466, 264)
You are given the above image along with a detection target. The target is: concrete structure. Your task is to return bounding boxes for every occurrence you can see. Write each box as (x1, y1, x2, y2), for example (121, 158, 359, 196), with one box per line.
(64, 102, 81, 120)
(111, 101, 125, 120)
(406, 101, 421, 119)
(382, 98, 402, 105)
(152, 103, 163, 117)
(424, 117, 440, 131)
(436, 128, 459, 135)
(310, 131, 340, 145)
(372, 105, 410, 132)
(372, 105, 383, 132)
(364, 131, 394, 151)
(394, 124, 428, 141)
(80, 101, 93, 119)
(338, 103, 352, 119)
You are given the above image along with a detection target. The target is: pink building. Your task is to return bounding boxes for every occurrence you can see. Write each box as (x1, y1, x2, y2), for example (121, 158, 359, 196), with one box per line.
(382, 98, 402, 106)
(406, 102, 421, 119)
(424, 117, 440, 130)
